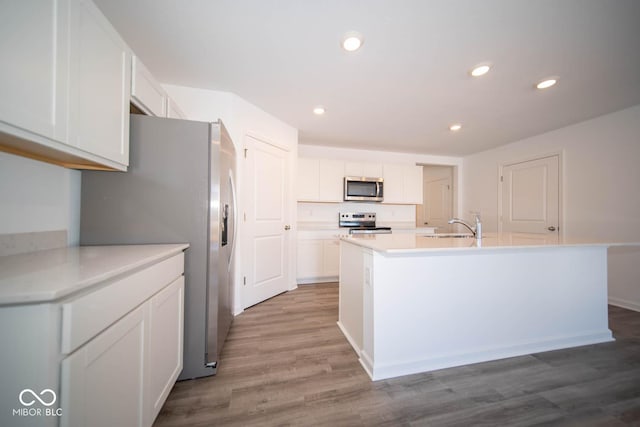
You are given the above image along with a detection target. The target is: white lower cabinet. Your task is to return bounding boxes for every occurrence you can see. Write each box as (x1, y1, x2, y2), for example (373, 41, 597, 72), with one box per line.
(61, 304, 147, 427)
(61, 275, 184, 427)
(322, 239, 340, 277)
(146, 277, 184, 423)
(297, 237, 340, 283)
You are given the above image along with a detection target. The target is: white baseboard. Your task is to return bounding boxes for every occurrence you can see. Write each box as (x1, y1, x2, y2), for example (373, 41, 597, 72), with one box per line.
(336, 321, 361, 357)
(368, 330, 614, 381)
(297, 276, 338, 285)
(608, 297, 640, 312)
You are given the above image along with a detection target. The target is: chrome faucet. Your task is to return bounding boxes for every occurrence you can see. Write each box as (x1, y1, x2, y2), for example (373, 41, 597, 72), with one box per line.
(448, 214, 482, 240)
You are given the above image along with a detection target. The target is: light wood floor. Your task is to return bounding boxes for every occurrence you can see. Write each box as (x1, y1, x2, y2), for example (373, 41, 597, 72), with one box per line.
(154, 283, 640, 426)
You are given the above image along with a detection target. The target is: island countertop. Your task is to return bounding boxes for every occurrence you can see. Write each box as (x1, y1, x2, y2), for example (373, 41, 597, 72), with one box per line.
(340, 232, 639, 255)
(0, 244, 189, 305)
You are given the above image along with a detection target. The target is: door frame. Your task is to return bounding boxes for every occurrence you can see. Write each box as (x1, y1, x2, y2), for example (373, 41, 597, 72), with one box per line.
(241, 131, 297, 311)
(497, 151, 564, 236)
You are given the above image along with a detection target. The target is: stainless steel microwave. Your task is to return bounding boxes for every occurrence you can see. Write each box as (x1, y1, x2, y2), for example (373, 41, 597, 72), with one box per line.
(344, 176, 384, 202)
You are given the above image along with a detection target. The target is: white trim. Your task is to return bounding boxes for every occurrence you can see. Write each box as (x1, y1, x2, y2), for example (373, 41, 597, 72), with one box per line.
(336, 321, 361, 357)
(245, 130, 291, 152)
(297, 276, 338, 285)
(367, 330, 613, 381)
(608, 297, 640, 312)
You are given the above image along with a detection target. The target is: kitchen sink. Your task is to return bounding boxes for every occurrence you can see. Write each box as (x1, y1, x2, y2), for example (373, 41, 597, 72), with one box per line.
(422, 233, 477, 238)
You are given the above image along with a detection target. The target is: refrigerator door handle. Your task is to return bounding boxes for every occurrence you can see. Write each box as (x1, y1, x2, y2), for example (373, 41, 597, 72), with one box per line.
(228, 171, 238, 271)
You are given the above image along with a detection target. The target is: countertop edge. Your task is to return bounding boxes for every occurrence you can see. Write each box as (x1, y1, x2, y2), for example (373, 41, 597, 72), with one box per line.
(339, 235, 640, 255)
(0, 244, 189, 306)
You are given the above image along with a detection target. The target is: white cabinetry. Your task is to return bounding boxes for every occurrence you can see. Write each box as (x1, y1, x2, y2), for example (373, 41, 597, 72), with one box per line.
(131, 56, 167, 117)
(68, 0, 131, 168)
(297, 158, 320, 201)
(344, 162, 383, 178)
(297, 157, 421, 204)
(383, 164, 423, 204)
(297, 239, 323, 279)
(0, 0, 130, 171)
(296, 231, 341, 283)
(62, 275, 184, 427)
(322, 239, 341, 277)
(131, 56, 187, 120)
(319, 159, 344, 202)
(146, 277, 184, 422)
(297, 158, 345, 202)
(166, 97, 187, 119)
(0, 0, 70, 143)
(61, 304, 147, 427)
(0, 246, 186, 427)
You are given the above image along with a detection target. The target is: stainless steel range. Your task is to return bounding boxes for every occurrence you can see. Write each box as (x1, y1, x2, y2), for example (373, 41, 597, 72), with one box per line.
(339, 212, 392, 234)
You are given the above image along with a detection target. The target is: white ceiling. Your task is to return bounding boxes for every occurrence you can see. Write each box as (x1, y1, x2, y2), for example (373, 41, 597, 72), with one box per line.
(94, 0, 640, 156)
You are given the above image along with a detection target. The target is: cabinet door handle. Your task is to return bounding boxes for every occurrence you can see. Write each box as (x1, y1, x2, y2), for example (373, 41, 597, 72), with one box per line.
(284, 225, 291, 230)
(548, 226, 557, 231)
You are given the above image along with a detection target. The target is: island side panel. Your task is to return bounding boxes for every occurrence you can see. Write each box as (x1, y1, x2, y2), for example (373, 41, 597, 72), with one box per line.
(367, 246, 612, 380)
(337, 241, 366, 356)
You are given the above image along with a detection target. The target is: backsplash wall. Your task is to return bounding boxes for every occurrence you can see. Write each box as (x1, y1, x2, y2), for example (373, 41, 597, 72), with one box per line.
(298, 202, 416, 227)
(0, 152, 80, 246)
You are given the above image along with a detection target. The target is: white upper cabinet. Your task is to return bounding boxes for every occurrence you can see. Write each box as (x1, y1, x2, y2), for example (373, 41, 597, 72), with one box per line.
(0, 0, 131, 171)
(403, 165, 423, 204)
(297, 157, 320, 201)
(382, 164, 405, 204)
(319, 159, 345, 202)
(297, 158, 345, 202)
(298, 157, 422, 204)
(166, 97, 186, 119)
(132, 56, 167, 117)
(383, 164, 423, 204)
(344, 161, 382, 178)
(0, 0, 70, 142)
(68, 0, 131, 169)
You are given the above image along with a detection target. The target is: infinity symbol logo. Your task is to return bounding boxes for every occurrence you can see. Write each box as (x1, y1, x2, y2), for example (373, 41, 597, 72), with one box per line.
(18, 389, 57, 407)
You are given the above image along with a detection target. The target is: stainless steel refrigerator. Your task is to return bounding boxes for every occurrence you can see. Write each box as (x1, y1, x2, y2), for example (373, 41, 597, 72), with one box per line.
(80, 114, 237, 379)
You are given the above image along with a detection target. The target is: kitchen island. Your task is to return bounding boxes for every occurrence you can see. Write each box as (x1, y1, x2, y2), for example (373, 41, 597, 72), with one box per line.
(338, 232, 638, 381)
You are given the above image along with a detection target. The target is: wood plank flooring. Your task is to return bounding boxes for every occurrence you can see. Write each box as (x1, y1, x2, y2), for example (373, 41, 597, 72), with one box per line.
(154, 283, 640, 426)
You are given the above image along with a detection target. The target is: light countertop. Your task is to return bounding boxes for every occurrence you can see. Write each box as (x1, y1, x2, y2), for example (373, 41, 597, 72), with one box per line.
(340, 232, 640, 255)
(0, 244, 189, 306)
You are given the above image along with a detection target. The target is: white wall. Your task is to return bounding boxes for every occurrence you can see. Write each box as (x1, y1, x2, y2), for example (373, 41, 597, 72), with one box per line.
(164, 84, 299, 314)
(0, 152, 81, 245)
(462, 104, 640, 311)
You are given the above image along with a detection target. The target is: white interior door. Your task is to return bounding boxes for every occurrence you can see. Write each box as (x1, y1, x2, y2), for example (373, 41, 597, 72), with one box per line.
(501, 155, 559, 234)
(244, 135, 291, 308)
(423, 177, 452, 230)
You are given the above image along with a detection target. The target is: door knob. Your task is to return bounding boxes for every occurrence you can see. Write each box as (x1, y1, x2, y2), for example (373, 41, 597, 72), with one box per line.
(548, 226, 557, 231)
(284, 225, 291, 230)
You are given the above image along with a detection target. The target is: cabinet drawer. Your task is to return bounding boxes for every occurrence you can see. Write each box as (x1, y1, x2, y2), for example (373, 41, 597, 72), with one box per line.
(61, 253, 184, 354)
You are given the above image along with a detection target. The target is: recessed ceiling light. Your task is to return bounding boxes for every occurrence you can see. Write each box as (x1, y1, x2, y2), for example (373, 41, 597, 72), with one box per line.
(342, 31, 364, 52)
(449, 123, 462, 132)
(536, 78, 558, 90)
(470, 64, 491, 77)
(313, 106, 325, 115)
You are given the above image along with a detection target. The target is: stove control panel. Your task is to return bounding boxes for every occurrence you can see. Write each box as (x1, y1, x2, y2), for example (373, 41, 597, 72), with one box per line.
(339, 212, 376, 228)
